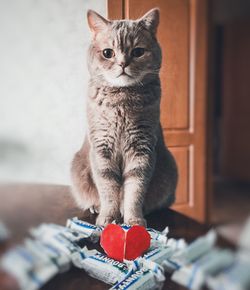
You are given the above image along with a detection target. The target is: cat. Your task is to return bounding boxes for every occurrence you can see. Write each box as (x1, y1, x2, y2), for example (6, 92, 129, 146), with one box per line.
(71, 8, 178, 226)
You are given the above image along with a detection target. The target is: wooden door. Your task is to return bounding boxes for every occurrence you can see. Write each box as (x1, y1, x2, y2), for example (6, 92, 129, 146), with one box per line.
(107, 0, 208, 222)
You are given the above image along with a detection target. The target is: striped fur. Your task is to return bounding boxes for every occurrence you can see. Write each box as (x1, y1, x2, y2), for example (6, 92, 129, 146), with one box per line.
(71, 8, 178, 226)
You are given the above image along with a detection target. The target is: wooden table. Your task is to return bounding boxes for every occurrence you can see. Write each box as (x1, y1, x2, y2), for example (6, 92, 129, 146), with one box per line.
(0, 184, 210, 290)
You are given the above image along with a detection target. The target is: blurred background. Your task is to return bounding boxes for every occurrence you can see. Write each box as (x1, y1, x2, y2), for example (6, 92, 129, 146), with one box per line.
(0, 0, 249, 230)
(0, 0, 106, 184)
(210, 0, 250, 225)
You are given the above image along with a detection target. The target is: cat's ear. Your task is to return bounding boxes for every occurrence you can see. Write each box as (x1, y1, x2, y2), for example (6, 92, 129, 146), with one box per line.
(139, 8, 160, 34)
(87, 10, 110, 35)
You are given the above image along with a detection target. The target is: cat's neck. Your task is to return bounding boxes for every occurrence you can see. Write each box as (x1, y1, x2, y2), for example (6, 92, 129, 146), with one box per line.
(88, 75, 161, 108)
(89, 75, 160, 92)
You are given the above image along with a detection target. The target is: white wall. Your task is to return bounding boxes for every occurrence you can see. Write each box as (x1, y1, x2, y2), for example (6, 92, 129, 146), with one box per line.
(0, 0, 106, 184)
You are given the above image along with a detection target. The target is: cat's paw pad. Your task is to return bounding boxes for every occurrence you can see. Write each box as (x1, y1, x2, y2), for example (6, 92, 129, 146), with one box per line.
(96, 215, 116, 226)
(125, 217, 147, 227)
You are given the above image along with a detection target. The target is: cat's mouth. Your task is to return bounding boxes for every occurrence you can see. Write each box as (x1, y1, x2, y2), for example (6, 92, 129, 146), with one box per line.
(117, 71, 132, 78)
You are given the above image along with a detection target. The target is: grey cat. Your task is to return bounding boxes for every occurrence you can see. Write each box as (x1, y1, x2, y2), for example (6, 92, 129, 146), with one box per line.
(71, 8, 178, 226)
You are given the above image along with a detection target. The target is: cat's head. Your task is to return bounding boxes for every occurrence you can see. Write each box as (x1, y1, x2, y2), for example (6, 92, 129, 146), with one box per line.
(87, 8, 161, 87)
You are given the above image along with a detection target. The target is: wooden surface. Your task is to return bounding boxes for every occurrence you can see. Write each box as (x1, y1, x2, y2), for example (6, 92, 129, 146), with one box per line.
(0, 183, 210, 290)
(107, 0, 209, 223)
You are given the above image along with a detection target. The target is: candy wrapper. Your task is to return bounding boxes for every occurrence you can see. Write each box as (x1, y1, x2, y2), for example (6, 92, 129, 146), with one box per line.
(0, 242, 63, 290)
(207, 250, 250, 290)
(72, 247, 139, 285)
(143, 237, 187, 266)
(171, 248, 235, 290)
(0, 222, 97, 290)
(162, 230, 217, 273)
(1, 246, 37, 287)
(143, 227, 169, 247)
(31, 223, 66, 235)
(166, 237, 187, 251)
(143, 246, 175, 265)
(66, 217, 103, 243)
(110, 258, 165, 290)
(30, 223, 87, 257)
(24, 239, 71, 272)
(30, 223, 87, 244)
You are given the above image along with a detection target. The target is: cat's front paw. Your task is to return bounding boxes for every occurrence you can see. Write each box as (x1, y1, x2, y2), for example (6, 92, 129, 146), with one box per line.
(89, 205, 100, 214)
(124, 217, 147, 227)
(96, 214, 118, 226)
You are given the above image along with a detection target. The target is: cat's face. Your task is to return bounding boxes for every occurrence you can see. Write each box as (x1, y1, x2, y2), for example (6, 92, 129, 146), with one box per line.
(87, 9, 161, 87)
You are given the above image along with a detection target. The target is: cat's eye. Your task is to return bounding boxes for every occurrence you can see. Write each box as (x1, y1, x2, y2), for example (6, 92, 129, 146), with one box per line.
(131, 47, 145, 58)
(103, 48, 115, 59)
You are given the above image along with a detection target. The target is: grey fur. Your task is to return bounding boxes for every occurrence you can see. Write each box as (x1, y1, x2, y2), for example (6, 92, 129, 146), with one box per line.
(71, 8, 178, 226)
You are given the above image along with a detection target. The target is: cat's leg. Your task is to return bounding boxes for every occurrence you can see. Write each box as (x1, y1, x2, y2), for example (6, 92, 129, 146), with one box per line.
(71, 145, 100, 212)
(122, 153, 155, 226)
(90, 150, 122, 226)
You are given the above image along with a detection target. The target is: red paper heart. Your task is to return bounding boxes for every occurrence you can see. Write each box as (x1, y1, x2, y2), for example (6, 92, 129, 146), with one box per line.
(100, 224, 125, 261)
(100, 224, 150, 261)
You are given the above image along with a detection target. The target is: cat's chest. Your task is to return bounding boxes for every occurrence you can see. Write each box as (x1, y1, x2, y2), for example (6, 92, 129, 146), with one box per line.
(96, 106, 132, 133)
(88, 86, 157, 146)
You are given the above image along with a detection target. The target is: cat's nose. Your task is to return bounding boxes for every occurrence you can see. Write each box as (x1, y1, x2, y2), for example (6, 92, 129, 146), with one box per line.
(119, 62, 128, 69)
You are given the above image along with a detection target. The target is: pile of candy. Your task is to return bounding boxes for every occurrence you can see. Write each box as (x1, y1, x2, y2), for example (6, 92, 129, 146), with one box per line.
(0, 217, 250, 290)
